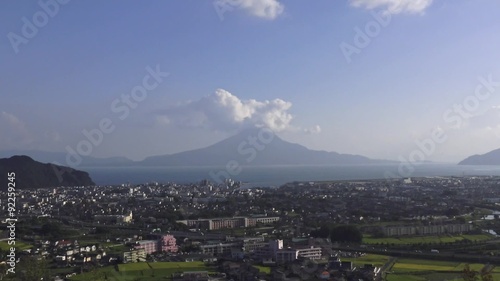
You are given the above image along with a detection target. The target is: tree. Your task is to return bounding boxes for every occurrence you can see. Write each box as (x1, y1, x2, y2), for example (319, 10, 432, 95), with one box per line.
(480, 267, 494, 281)
(40, 221, 64, 239)
(16, 256, 51, 281)
(0, 262, 8, 280)
(463, 264, 479, 281)
(86, 267, 107, 281)
(95, 226, 110, 234)
(446, 208, 460, 217)
(330, 225, 362, 243)
(462, 264, 493, 281)
(310, 225, 330, 238)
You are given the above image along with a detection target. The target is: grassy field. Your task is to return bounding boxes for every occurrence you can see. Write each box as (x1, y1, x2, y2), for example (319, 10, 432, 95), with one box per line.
(388, 272, 500, 281)
(341, 254, 391, 267)
(343, 254, 500, 281)
(70, 261, 213, 281)
(105, 244, 130, 255)
(255, 265, 272, 274)
(392, 259, 460, 272)
(387, 274, 429, 281)
(363, 234, 493, 245)
(0, 240, 31, 251)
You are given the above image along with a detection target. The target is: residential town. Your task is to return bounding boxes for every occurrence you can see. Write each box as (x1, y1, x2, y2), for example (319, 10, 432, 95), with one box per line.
(2, 176, 500, 280)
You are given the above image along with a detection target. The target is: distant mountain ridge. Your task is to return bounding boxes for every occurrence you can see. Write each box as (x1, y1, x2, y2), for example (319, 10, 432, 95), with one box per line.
(458, 148, 500, 165)
(0, 129, 390, 168)
(0, 155, 95, 190)
(140, 128, 389, 166)
(0, 150, 133, 167)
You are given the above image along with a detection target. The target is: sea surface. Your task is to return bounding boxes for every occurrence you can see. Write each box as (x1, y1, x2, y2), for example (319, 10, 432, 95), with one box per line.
(82, 163, 500, 187)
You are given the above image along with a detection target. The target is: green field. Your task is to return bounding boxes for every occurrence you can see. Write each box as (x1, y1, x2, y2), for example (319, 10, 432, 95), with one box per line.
(255, 265, 271, 274)
(363, 234, 493, 245)
(343, 254, 500, 281)
(392, 259, 460, 272)
(342, 254, 390, 267)
(388, 272, 500, 281)
(387, 274, 426, 281)
(70, 261, 213, 281)
(0, 240, 31, 251)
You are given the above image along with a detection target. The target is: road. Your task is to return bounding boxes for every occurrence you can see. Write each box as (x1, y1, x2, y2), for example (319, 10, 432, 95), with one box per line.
(378, 257, 397, 281)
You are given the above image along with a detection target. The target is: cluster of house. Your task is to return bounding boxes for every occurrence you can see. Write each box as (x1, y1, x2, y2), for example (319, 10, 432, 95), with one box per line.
(270, 256, 381, 281)
(27, 240, 111, 265)
(122, 232, 323, 266)
(197, 238, 322, 264)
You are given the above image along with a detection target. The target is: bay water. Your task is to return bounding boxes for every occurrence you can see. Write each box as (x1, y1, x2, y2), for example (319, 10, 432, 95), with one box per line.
(82, 163, 500, 187)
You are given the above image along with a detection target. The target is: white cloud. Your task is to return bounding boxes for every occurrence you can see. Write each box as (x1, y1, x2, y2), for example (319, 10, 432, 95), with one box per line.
(349, 0, 433, 15)
(158, 89, 319, 133)
(0, 111, 33, 148)
(156, 115, 171, 125)
(44, 130, 61, 142)
(215, 0, 284, 20)
(2, 111, 24, 128)
(304, 125, 322, 134)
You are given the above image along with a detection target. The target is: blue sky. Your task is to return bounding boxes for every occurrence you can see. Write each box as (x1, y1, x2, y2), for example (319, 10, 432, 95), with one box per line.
(2, 0, 500, 163)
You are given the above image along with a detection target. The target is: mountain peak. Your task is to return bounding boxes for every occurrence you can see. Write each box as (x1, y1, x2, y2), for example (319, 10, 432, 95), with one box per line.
(8, 155, 35, 162)
(459, 148, 500, 165)
(0, 155, 95, 190)
(141, 130, 382, 167)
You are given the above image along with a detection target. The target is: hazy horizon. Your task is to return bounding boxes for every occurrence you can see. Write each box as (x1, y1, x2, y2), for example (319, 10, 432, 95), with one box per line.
(2, 0, 500, 163)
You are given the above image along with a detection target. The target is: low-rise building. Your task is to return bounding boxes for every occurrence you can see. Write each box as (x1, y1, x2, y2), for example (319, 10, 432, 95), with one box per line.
(177, 216, 280, 230)
(134, 240, 158, 254)
(123, 249, 146, 263)
(383, 223, 473, 236)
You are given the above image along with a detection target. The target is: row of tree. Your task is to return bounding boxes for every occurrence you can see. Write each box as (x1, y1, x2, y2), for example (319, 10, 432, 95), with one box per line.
(310, 224, 363, 243)
(462, 264, 493, 281)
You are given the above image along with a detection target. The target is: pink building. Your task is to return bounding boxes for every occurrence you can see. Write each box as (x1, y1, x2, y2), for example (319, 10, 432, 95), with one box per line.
(134, 240, 158, 254)
(160, 234, 178, 253)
